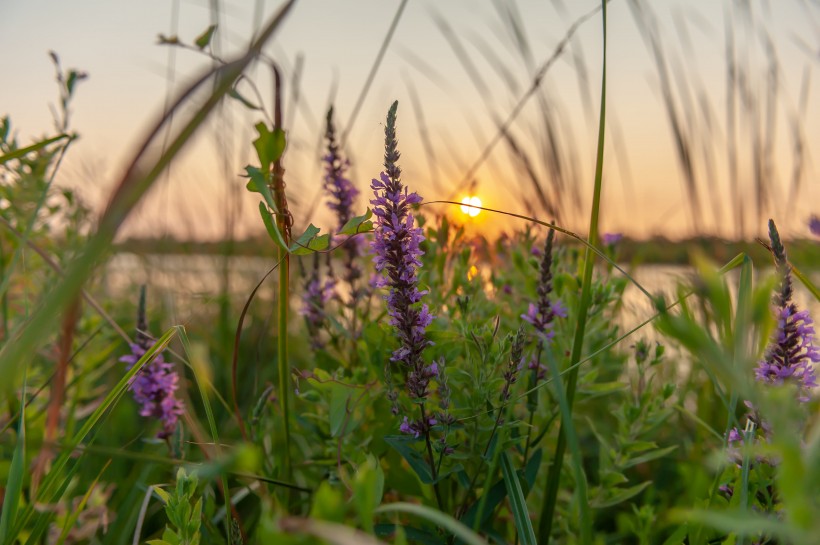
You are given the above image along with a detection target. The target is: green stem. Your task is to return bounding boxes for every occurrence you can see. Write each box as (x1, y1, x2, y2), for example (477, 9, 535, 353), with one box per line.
(420, 404, 444, 510)
(537, 1, 606, 543)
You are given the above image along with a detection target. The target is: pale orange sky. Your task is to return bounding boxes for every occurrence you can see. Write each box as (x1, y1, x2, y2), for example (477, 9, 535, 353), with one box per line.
(2, 0, 818, 241)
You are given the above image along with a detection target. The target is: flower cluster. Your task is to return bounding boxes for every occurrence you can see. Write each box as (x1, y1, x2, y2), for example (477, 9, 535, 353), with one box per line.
(724, 220, 818, 471)
(370, 101, 436, 435)
(521, 226, 566, 342)
(299, 255, 337, 350)
(323, 106, 359, 235)
(120, 287, 184, 439)
(323, 106, 368, 317)
(754, 220, 819, 401)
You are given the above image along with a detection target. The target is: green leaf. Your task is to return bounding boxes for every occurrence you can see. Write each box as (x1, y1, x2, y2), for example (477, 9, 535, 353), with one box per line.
(154, 487, 172, 504)
(12, 330, 177, 543)
(375, 503, 488, 545)
(194, 25, 217, 49)
(384, 435, 433, 484)
(353, 456, 384, 534)
(252, 123, 285, 170)
(339, 209, 374, 236)
(621, 445, 678, 469)
(590, 481, 652, 508)
(0, 372, 26, 542)
(500, 453, 536, 545)
(258, 202, 288, 251)
(460, 449, 540, 531)
(329, 384, 350, 438)
(244, 165, 276, 211)
(289, 224, 330, 255)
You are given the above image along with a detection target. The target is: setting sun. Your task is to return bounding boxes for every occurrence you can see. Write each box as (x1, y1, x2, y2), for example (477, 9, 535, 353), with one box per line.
(460, 196, 482, 217)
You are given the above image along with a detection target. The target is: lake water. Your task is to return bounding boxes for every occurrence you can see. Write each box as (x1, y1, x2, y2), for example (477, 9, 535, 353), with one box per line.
(104, 254, 820, 342)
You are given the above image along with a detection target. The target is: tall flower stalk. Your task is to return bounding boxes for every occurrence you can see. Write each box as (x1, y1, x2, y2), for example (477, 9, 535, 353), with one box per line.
(522, 226, 566, 464)
(755, 220, 818, 400)
(323, 106, 367, 336)
(120, 286, 184, 440)
(370, 101, 441, 503)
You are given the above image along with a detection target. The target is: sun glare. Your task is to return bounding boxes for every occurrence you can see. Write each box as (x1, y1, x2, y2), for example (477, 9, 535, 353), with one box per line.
(460, 196, 482, 218)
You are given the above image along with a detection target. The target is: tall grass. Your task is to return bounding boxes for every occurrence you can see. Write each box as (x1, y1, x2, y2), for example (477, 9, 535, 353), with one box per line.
(1, 1, 819, 544)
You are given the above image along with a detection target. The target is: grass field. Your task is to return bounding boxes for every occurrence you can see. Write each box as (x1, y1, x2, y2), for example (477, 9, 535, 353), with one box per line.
(2, 1, 820, 544)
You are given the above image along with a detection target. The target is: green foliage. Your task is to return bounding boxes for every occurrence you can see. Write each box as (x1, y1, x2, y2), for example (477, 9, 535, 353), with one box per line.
(3, 7, 820, 545)
(149, 469, 203, 545)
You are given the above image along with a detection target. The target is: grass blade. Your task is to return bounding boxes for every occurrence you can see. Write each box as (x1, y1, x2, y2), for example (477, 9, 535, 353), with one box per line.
(176, 326, 233, 542)
(375, 503, 488, 545)
(539, 1, 606, 542)
(500, 452, 536, 545)
(545, 348, 592, 544)
(0, 372, 26, 542)
(9, 329, 176, 542)
(0, 133, 69, 164)
(0, 0, 297, 394)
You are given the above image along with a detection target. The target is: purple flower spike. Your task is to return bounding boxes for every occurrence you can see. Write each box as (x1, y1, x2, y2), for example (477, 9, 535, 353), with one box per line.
(602, 232, 623, 246)
(754, 220, 819, 402)
(121, 287, 184, 439)
(370, 102, 434, 403)
(323, 106, 359, 232)
(521, 226, 564, 344)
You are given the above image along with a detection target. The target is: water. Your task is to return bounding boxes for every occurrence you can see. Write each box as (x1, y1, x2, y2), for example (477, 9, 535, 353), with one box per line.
(105, 254, 820, 338)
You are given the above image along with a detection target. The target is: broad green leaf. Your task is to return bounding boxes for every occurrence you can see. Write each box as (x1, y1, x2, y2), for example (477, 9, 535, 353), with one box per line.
(195, 25, 217, 49)
(590, 481, 652, 508)
(258, 201, 288, 251)
(290, 226, 330, 255)
(329, 383, 350, 438)
(252, 123, 285, 170)
(353, 456, 385, 534)
(384, 435, 433, 484)
(244, 165, 277, 211)
(340, 208, 374, 236)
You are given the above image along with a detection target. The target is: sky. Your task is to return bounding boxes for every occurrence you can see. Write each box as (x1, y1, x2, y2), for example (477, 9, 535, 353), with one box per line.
(1, 0, 818, 241)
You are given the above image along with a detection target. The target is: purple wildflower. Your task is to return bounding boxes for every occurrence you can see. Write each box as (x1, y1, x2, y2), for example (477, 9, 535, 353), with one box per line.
(299, 254, 336, 349)
(370, 103, 433, 397)
(500, 328, 526, 403)
(521, 226, 565, 342)
(323, 106, 359, 232)
(809, 215, 820, 237)
(755, 220, 819, 401)
(324, 107, 366, 287)
(602, 232, 623, 246)
(120, 287, 184, 439)
(371, 101, 437, 437)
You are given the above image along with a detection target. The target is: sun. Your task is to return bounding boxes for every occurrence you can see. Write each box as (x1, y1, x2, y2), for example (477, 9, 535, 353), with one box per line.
(460, 196, 482, 218)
